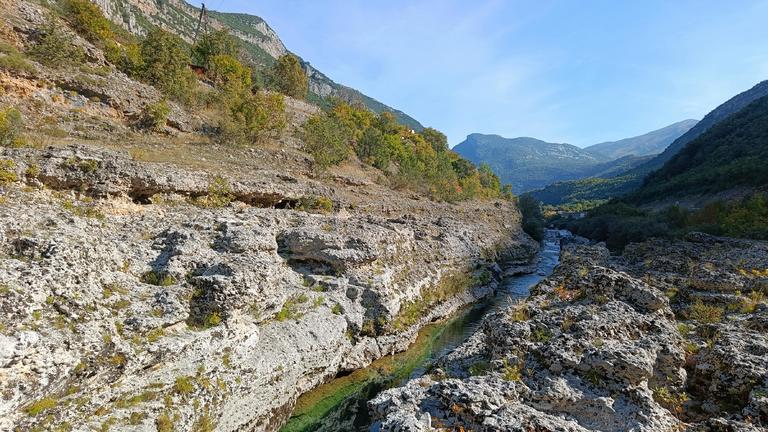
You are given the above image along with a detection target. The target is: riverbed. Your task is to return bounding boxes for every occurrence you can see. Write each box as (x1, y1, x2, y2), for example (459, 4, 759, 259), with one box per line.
(279, 229, 566, 432)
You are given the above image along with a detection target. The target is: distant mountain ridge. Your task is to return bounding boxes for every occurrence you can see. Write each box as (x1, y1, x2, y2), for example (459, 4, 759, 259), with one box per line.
(454, 120, 695, 194)
(453, 134, 609, 193)
(93, 0, 424, 130)
(584, 119, 698, 160)
(531, 80, 768, 205)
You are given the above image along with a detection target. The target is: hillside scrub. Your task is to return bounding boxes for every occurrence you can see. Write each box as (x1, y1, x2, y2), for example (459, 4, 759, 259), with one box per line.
(271, 54, 308, 99)
(0, 107, 24, 147)
(301, 101, 510, 202)
(556, 194, 768, 250)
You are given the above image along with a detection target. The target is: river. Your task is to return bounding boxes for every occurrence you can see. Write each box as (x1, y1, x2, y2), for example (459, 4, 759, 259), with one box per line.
(279, 229, 567, 432)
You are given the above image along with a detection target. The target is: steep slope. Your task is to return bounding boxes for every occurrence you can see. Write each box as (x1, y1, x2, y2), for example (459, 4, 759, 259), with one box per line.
(584, 119, 697, 159)
(453, 134, 609, 193)
(533, 82, 768, 206)
(93, 0, 424, 129)
(630, 94, 768, 204)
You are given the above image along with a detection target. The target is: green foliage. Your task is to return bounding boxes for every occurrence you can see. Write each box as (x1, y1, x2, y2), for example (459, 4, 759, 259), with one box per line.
(501, 359, 522, 381)
(0, 107, 24, 147)
(302, 114, 350, 168)
(420, 127, 448, 153)
(140, 270, 177, 286)
(143, 100, 170, 131)
(0, 159, 17, 185)
(191, 29, 239, 69)
(271, 54, 307, 99)
(61, 0, 114, 43)
(194, 176, 234, 208)
(28, 21, 85, 67)
(688, 300, 724, 324)
(390, 272, 471, 332)
(139, 28, 196, 102)
(518, 194, 545, 241)
(296, 196, 333, 213)
(299, 100, 506, 202)
(207, 54, 251, 92)
(632, 95, 768, 203)
(173, 376, 195, 395)
(276, 296, 306, 321)
(559, 193, 768, 250)
(0, 51, 35, 74)
(222, 92, 287, 145)
(25, 397, 58, 416)
(104, 40, 143, 77)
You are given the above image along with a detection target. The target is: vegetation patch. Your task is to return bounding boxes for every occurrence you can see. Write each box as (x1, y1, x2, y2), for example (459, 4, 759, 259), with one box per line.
(688, 300, 724, 324)
(0, 159, 17, 185)
(140, 270, 177, 286)
(390, 272, 472, 332)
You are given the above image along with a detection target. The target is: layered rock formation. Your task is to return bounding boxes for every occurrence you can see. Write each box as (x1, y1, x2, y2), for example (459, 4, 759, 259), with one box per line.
(371, 235, 768, 431)
(0, 145, 537, 431)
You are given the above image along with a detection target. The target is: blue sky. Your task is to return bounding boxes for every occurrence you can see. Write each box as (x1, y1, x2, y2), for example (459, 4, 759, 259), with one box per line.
(195, 0, 768, 147)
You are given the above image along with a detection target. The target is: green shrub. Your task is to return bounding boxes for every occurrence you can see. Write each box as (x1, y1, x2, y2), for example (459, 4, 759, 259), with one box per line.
(28, 21, 85, 68)
(296, 196, 333, 213)
(468, 361, 490, 376)
(104, 40, 143, 77)
(0, 53, 35, 74)
(501, 359, 522, 381)
(143, 100, 170, 131)
(0, 159, 17, 185)
(688, 300, 724, 323)
(222, 92, 287, 145)
(61, 0, 114, 43)
(0, 108, 24, 147)
(25, 397, 58, 416)
(271, 54, 307, 99)
(173, 377, 194, 395)
(207, 54, 251, 91)
(140, 270, 177, 286)
(302, 114, 350, 168)
(194, 176, 234, 208)
(191, 29, 239, 69)
(139, 28, 196, 102)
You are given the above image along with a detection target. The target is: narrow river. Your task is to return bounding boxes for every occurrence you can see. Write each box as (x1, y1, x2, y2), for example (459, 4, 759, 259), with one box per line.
(279, 229, 567, 432)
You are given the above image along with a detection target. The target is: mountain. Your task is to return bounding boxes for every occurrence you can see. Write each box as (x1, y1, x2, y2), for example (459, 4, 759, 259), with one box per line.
(453, 134, 610, 193)
(454, 120, 692, 194)
(93, 0, 424, 130)
(584, 119, 697, 159)
(629, 94, 768, 204)
(532, 81, 768, 205)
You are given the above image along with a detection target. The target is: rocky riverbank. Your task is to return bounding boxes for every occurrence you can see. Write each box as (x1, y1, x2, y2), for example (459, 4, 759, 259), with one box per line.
(0, 145, 538, 431)
(371, 233, 768, 431)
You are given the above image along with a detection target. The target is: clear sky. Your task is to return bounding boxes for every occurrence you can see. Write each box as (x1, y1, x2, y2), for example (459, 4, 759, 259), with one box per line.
(194, 0, 768, 147)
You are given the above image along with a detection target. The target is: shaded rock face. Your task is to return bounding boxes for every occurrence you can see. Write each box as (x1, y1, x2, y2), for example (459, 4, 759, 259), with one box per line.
(371, 237, 768, 431)
(0, 145, 536, 431)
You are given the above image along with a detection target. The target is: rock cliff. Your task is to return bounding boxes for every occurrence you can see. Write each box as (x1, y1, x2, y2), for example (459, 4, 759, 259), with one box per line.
(0, 144, 537, 431)
(371, 234, 768, 431)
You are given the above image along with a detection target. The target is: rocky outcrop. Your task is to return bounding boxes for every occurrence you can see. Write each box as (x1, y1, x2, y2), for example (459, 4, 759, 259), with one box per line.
(0, 145, 536, 431)
(371, 236, 768, 431)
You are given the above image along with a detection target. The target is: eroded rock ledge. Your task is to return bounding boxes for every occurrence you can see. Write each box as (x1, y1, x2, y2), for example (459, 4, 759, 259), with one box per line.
(371, 235, 768, 432)
(0, 145, 538, 431)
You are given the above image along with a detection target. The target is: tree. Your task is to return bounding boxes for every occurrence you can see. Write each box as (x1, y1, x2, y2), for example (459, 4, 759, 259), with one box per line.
(356, 127, 391, 169)
(224, 92, 287, 145)
(420, 127, 448, 153)
(302, 114, 350, 168)
(478, 163, 501, 194)
(29, 20, 84, 68)
(191, 29, 239, 69)
(62, 0, 114, 43)
(271, 54, 308, 99)
(207, 54, 251, 92)
(139, 28, 196, 101)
